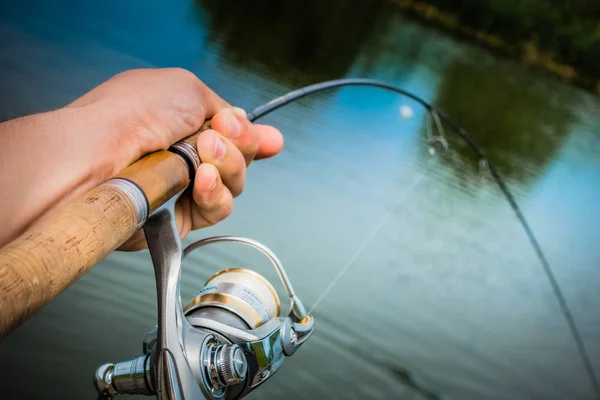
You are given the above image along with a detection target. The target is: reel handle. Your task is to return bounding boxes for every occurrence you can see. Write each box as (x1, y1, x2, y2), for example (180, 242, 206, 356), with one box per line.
(0, 121, 210, 338)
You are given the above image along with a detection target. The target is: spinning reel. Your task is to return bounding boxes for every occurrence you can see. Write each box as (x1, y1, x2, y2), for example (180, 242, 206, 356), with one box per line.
(93, 191, 315, 399)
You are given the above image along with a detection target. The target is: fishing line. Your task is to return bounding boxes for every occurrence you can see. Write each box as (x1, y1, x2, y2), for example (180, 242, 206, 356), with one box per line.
(247, 78, 600, 397)
(307, 175, 424, 315)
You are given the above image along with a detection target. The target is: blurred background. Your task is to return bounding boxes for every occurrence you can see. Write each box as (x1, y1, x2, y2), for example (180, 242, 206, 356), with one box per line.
(0, 0, 599, 399)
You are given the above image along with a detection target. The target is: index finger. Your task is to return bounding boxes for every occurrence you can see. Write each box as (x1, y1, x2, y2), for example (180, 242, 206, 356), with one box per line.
(253, 124, 284, 160)
(208, 110, 284, 164)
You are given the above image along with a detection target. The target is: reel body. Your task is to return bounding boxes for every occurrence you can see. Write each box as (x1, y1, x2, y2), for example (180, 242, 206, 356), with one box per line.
(94, 192, 314, 399)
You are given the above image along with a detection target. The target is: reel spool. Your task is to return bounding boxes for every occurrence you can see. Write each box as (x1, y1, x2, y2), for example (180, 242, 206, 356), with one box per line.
(184, 268, 281, 330)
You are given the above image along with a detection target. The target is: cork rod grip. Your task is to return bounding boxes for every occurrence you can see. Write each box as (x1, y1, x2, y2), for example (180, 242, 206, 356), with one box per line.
(0, 149, 191, 337)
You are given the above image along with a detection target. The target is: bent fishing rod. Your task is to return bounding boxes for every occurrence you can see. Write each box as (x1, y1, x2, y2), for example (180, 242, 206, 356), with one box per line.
(0, 78, 597, 399)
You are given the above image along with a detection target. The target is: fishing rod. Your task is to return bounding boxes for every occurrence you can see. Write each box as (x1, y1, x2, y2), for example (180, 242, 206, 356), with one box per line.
(248, 79, 600, 398)
(0, 78, 596, 399)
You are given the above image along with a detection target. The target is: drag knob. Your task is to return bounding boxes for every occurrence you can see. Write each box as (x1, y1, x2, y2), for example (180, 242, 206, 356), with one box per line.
(217, 344, 248, 385)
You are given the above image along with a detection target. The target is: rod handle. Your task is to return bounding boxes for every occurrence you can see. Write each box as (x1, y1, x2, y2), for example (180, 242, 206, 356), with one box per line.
(0, 140, 201, 338)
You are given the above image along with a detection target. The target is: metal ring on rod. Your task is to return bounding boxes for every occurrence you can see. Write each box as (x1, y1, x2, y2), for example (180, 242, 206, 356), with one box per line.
(183, 236, 308, 320)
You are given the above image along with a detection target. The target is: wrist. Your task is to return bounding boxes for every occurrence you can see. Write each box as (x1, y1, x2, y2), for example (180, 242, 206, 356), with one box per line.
(0, 108, 98, 245)
(59, 102, 144, 184)
(0, 104, 138, 247)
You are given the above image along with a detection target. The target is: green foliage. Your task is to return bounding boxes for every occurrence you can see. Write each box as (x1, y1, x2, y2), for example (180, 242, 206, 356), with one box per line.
(419, 0, 600, 79)
(432, 57, 574, 183)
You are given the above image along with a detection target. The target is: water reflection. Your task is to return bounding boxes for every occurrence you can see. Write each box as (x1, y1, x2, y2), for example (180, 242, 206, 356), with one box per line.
(200, 0, 578, 188)
(198, 0, 395, 86)
(431, 58, 576, 185)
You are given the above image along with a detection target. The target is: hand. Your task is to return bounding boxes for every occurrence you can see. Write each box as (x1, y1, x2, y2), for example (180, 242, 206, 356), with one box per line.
(0, 68, 283, 249)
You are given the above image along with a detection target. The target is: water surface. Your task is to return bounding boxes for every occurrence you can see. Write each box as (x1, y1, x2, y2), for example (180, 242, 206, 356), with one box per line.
(1, 1, 599, 399)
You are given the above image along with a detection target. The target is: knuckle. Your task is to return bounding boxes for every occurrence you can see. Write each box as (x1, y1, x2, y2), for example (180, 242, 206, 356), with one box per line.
(194, 186, 218, 208)
(181, 105, 205, 132)
(204, 198, 233, 226)
(230, 181, 245, 198)
(219, 200, 234, 220)
(224, 162, 246, 197)
(238, 127, 260, 156)
(230, 161, 246, 181)
(235, 146, 249, 167)
(170, 67, 199, 82)
(112, 69, 140, 80)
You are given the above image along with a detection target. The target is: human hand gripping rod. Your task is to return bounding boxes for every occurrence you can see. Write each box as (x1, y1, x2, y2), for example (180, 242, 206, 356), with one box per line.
(0, 117, 315, 399)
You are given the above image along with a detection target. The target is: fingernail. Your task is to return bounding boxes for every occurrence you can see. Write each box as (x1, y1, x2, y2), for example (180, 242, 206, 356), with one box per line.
(201, 163, 218, 191)
(226, 109, 242, 138)
(213, 133, 226, 160)
(207, 170, 218, 191)
(232, 107, 247, 118)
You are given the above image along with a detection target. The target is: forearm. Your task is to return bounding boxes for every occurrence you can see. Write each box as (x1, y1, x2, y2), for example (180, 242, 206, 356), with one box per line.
(0, 107, 120, 247)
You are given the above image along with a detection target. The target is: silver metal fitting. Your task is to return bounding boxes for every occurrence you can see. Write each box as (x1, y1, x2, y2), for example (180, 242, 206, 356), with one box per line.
(217, 344, 248, 385)
(94, 355, 153, 397)
(104, 178, 149, 231)
(206, 343, 248, 388)
(94, 363, 118, 398)
(169, 141, 201, 171)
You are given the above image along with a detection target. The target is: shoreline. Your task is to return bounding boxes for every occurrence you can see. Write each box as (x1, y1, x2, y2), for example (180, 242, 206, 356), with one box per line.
(389, 0, 600, 95)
